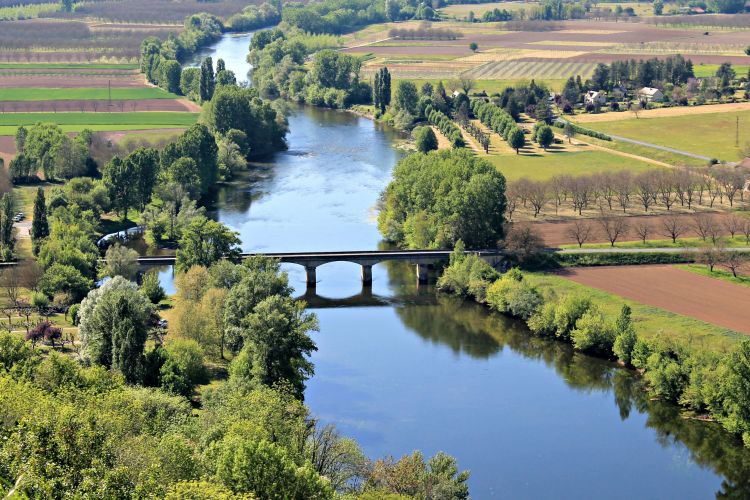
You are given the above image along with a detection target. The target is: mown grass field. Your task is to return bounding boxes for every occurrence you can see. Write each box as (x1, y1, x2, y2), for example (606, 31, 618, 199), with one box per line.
(583, 134, 709, 167)
(440, 1, 540, 17)
(526, 271, 745, 354)
(0, 87, 179, 100)
(487, 148, 654, 180)
(0, 112, 198, 134)
(464, 59, 597, 80)
(693, 63, 750, 78)
(680, 264, 750, 287)
(585, 110, 750, 162)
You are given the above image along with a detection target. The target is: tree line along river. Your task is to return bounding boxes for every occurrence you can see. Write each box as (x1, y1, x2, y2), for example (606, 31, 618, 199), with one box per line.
(164, 32, 750, 498)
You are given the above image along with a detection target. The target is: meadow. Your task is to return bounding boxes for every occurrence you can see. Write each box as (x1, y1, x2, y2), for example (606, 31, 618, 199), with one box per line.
(0, 87, 179, 100)
(585, 110, 750, 162)
(487, 148, 654, 180)
(0, 112, 198, 134)
(440, 1, 540, 18)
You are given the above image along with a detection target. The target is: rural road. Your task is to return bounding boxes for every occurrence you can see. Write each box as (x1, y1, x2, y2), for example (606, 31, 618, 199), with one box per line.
(604, 133, 712, 162)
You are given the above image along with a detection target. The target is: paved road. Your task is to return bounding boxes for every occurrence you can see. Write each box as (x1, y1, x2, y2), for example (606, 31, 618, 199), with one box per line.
(604, 133, 711, 162)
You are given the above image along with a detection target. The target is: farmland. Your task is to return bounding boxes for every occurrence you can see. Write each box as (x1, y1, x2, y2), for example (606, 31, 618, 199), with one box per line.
(526, 270, 746, 353)
(487, 148, 654, 180)
(0, 87, 178, 100)
(0, 112, 198, 134)
(583, 110, 750, 162)
(553, 265, 750, 340)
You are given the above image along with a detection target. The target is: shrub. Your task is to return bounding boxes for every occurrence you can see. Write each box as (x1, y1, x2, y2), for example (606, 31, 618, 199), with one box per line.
(552, 294, 592, 340)
(486, 272, 543, 320)
(644, 350, 689, 402)
(413, 126, 438, 153)
(570, 306, 615, 356)
(437, 244, 500, 302)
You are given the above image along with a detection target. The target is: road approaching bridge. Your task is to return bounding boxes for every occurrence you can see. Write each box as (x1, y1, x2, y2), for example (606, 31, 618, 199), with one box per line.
(135, 249, 506, 286)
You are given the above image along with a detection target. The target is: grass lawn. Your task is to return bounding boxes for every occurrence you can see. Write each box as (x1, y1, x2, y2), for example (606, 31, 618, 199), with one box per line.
(0, 87, 179, 101)
(583, 134, 708, 167)
(680, 263, 750, 287)
(526, 271, 745, 354)
(693, 63, 749, 78)
(584, 110, 750, 162)
(486, 148, 655, 180)
(0, 112, 198, 134)
(440, 1, 539, 17)
(562, 236, 750, 250)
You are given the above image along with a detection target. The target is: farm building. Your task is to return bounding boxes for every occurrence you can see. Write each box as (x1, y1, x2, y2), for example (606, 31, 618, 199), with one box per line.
(611, 85, 627, 100)
(584, 91, 607, 106)
(638, 87, 664, 102)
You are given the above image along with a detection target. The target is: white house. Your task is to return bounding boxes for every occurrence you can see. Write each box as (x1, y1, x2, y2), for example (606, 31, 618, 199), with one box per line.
(638, 87, 664, 102)
(584, 90, 607, 106)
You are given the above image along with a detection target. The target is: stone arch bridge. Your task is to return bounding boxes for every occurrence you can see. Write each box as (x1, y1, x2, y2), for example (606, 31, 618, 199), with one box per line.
(136, 250, 505, 287)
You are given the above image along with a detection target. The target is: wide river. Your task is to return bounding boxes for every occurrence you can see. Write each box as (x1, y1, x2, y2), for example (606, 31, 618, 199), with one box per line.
(177, 33, 750, 498)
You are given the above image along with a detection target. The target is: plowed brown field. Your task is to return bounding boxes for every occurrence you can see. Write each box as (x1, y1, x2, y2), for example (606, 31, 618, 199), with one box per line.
(558, 265, 750, 334)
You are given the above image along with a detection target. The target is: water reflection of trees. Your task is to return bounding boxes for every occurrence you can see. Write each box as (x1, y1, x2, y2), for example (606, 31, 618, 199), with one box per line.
(384, 261, 750, 498)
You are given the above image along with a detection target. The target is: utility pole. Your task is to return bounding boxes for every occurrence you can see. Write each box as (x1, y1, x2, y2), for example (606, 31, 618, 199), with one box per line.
(108, 80, 112, 109)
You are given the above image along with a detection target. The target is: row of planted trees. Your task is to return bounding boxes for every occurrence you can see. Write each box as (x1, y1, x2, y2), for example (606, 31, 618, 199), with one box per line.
(507, 166, 750, 219)
(471, 98, 526, 153)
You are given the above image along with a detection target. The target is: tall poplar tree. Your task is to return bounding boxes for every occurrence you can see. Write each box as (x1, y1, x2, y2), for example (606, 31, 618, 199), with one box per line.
(30, 187, 49, 253)
(199, 56, 215, 102)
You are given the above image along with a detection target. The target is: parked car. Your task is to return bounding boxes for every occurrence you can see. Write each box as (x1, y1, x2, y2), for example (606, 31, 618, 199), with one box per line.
(13, 213, 24, 222)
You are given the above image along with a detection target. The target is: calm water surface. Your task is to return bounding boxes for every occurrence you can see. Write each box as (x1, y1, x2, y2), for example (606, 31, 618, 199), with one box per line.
(174, 33, 750, 498)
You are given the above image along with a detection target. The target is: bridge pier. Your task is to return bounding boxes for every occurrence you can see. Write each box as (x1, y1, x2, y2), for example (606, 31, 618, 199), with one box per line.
(416, 263, 429, 284)
(361, 265, 372, 286)
(305, 266, 317, 288)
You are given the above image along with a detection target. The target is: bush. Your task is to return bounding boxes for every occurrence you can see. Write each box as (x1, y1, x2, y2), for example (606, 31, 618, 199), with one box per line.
(552, 294, 592, 341)
(413, 126, 438, 153)
(141, 271, 166, 304)
(160, 339, 208, 397)
(437, 243, 499, 302)
(570, 306, 615, 356)
(486, 271, 543, 320)
(553, 120, 612, 141)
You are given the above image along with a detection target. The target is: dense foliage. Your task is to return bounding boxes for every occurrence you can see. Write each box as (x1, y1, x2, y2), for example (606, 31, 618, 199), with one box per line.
(378, 149, 506, 249)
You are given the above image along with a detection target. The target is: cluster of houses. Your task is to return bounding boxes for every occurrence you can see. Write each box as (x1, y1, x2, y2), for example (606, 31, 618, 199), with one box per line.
(582, 86, 665, 106)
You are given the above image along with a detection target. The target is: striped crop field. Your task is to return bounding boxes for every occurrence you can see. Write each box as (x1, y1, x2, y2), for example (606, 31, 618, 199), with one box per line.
(464, 60, 597, 80)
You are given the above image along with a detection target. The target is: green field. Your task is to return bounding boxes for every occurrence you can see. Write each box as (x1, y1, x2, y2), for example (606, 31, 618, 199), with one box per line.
(583, 134, 708, 167)
(487, 148, 655, 180)
(0, 87, 179, 101)
(440, 1, 539, 17)
(0, 63, 138, 69)
(527, 271, 744, 354)
(0, 112, 198, 134)
(585, 110, 750, 162)
(693, 63, 750, 78)
(397, 78, 567, 95)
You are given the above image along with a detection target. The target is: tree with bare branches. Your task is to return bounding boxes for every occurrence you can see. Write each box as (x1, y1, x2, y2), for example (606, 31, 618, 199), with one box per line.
(724, 214, 743, 239)
(720, 251, 746, 278)
(692, 213, 717, 242)
(567, 219, 594, 248)
(527, 180, 549, 217)
(661, 214, 688, 243)
(598, 215, 629, 247)
(633, 219, 651, 244)
(696, 242, 724, 272)
(635, 172, 657, 212)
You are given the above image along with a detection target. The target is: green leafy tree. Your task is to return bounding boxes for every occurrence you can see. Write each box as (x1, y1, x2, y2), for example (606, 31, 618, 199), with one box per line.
(394, 80, 419, 115)
(140, 270, 166, 304)
(77, 276, 153, 383)
(508, 127, 525, 154)
(24, 123, 65, 179)
(379, 149, 506, 249)
(103, 156, 137, 220)
(38, 263, 92, 301)
(30, 188, 49, 247)
(469, 42, 478, 53)
(164, 157, 201, 199)
(232, 295, 318, 398)
(199, 56, 215, 102)
(216, 434, 333, 499)
(613, 305, 637, 366)
(413, 126, 438, 153)
(103, 244, 139, 281)
(653, 0, 663, 15)
(124, 147, 160, 210)
(536, 125, 554, 150)
(175, 216, 241, 272)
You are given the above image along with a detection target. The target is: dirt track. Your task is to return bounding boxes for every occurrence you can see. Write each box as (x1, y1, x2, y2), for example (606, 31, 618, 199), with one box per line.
(531, 212, 732, 247)
(558, 265, 750, 334)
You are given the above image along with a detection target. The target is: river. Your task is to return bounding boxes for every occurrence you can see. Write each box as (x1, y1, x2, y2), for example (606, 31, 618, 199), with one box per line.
(179, 32, 750, 498)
